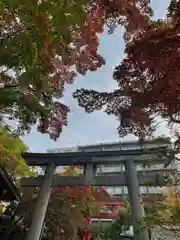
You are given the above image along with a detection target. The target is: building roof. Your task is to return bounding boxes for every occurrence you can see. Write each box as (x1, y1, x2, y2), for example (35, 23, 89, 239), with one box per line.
(79, 138, 170, 149)
(47, 139, 171, 153)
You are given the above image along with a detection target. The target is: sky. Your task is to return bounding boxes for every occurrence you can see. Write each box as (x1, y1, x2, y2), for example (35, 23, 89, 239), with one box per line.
(22, 0, 171, 153)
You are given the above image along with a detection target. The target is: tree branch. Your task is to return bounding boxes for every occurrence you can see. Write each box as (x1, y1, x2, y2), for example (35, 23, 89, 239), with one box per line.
(0, 84, 20, 90)
(0, 67, 11, 76)
(170, 116, 180, 124)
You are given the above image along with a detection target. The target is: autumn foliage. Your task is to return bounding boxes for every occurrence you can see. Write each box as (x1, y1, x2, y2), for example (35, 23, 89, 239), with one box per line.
(0, 0, 158, 141)
(53, 166, 107, 204)
(0, 0, 104, 140)
(17, 166, 108, 239)
(143, 174, 180, 238)
(74, 0, 180, 139)
(2, 0, 180, 140)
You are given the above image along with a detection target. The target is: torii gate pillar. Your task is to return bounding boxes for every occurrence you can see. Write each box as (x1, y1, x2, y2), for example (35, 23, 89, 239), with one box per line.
(26, 163, 56, 240)
(125, 159, 149, 240)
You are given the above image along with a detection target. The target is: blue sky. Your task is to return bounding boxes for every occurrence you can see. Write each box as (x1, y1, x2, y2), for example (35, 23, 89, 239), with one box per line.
(23, 0, 171, 152)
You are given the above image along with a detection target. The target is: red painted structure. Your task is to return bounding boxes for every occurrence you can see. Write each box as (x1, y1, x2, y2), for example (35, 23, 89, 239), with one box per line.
(83, 217, 92, 240)
(82, 201, 121, 240)
(83, 191, 159, 240)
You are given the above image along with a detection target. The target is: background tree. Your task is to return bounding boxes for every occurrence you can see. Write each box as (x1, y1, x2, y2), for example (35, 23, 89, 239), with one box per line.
(0, 124, 34, 177)
(144, 174, 180, 239)
(43, 166, 106, 240)
(2, 166, 106, 240)
(92, 203, 133, 240)
(0, 124, 35, 240)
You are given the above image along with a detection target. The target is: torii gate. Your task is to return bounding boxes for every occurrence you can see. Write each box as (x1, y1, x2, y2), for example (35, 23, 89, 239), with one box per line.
(21, 142, 171, 240)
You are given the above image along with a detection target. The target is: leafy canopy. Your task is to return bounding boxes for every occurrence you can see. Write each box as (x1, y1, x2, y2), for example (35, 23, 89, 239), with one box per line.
(0, 0, 106, 140)
(73, 0, 180, 139)
(0, 0, 158, 140)
(0, 124, 34, 177)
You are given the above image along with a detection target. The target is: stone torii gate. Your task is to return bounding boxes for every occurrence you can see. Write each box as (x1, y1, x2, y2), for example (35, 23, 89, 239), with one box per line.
(21, 143, 170, 240)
